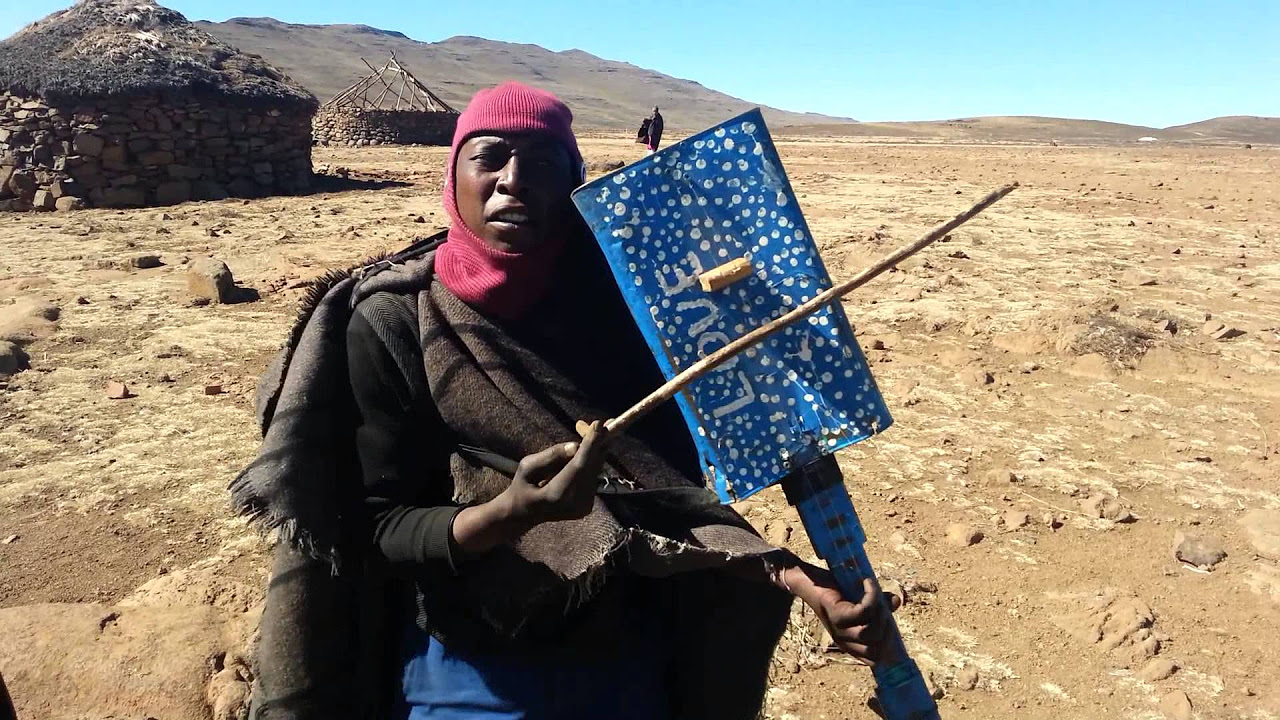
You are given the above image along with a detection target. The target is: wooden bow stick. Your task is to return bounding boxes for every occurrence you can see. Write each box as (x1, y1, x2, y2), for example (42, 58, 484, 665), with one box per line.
(578, 182, 1019, 438)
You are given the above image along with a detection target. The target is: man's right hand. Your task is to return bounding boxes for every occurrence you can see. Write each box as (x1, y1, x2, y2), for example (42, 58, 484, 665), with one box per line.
(450, 423, 610, 555)
(500, 422, 611, 524)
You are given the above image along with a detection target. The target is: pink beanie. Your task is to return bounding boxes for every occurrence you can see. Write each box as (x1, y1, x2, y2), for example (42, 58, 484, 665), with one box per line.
(436, 82, 583, 322)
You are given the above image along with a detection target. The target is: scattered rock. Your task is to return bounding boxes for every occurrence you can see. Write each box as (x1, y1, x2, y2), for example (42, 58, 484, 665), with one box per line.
(187, 258, 235, 304)
(1159, 690, 1192, 720)
(1243, 563, 1280, 606)
(1004, 510, 1032, 530)
(413, 215, 426, 223)
(0, 340, 30, 375)
(207, 666, 252, 720)
(1080, 494, 1135, 523)
(903, 579, 938, 595)
(1200, 320, 1244, 340)
(106, 381, 131, 399)
(55, 196, 87, 212)
(986, 468, 1021, 484)
(871, 339, 886, 350)
(767, 522, 792, 547)
(955, 667, 979, 691)
(945, 523, 983, 547)
(1042, 513, 1065, 529)
(203, 384, 223, 396)
(1139, 657, 1179, 682)
(1, 534, 18, 544)
(964, 368, 994, 386)
(889, 531, 922, 559)
(1120, 269, 1158, 287)
(75, 296, 90, 305)
(880, 578, 906, 606)
(130, 254, 163, 269)
(1051, 590, 1156, 660)
(1240, 509, 1280, 561)
(0, 298, 61, 345)
(1019, 361, 1040, 373)
(947, 250, 970, 259)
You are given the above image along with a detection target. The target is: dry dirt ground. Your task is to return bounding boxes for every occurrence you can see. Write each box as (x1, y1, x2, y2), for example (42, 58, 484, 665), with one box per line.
(1, 136, 1277, 720)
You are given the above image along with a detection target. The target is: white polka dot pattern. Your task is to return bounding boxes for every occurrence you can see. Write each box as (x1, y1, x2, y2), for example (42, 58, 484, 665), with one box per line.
(571, 109, 892, 502)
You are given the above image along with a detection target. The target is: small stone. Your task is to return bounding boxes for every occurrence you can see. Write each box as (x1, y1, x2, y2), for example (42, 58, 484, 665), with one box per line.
(880, 578, 906, 606)
(159, 373, 174, 383)
(767, 522, 792, 547)
(106, 381, 130, 399)
(130, 255, 163, 269)
(1171, 247, 1181, 255)
(76, 296, 90, 305)
(55, 196, 86, 212)
(1081, 494, 1135, 523)
(187, 258, 235, 304)
(1, 534, 18, 544)
(414, 216, 426, 223)
(987, 468, 1021, 484)
(0, 341, 30, 375)
(945, 523, 983, 547)
(947, 250, 970, 259)
(1240, 509, 1280, 561)
(1004, 510, 1032, 530)
(956, 667, 979, 691)
(1019, 362, 1040, 373)
(786, 660, 801, 674)
(871, 339, 886, 350)
(1201, 320, 1226, 336)
(1139, 657, 1179, 682)
(1211, 325, 1244, 341)
(203, 384, 223, 396)
(1042, 513, 1064, 529)
(1121, 269, 1158, 287)
(965, 368, 994, 386)
(1159, 319, 1178, 335)
(1159, 690, 1192, 720)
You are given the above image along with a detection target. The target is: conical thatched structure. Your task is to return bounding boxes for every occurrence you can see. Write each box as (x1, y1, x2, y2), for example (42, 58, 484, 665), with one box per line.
(0, 0, 318, 211)
(312, 55, 459, 147)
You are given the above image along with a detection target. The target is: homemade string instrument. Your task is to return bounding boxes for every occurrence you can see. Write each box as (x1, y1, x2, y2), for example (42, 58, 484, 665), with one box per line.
(571, 109, 1014, 720)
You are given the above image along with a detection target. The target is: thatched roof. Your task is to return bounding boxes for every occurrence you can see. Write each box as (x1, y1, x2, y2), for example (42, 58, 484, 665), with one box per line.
(0, 0, 316, 110)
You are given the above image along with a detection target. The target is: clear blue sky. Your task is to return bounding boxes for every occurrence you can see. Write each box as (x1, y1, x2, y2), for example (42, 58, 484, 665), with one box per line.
(3, 0, 1276, 127)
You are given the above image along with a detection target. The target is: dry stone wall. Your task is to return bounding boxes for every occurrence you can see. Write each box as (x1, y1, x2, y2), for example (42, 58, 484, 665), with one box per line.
(312, 107, 457, 147)
(0, 91, 313, 211)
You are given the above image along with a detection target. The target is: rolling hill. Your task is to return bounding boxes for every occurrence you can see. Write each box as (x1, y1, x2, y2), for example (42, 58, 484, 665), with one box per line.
(196, 17, 851, 131)
(197, 17, 1278, 144)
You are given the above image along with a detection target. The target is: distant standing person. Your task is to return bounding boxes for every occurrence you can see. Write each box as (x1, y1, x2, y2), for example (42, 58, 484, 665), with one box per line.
(646, 106, 664, 154)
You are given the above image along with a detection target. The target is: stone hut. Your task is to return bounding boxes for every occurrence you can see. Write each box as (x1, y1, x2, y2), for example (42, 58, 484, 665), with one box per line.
(0, 0, 317, 211)
(312, 55, 458, 148)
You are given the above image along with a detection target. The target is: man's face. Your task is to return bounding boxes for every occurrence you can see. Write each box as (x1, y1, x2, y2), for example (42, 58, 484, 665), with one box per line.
(453, 133, 576, 253)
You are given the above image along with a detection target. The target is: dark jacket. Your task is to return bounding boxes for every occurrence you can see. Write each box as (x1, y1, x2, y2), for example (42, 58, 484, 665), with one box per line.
(648, 111, 665, 147)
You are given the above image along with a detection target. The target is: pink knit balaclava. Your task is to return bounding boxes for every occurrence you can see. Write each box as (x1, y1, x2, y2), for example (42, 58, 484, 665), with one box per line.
(435, 82, 584, 321)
